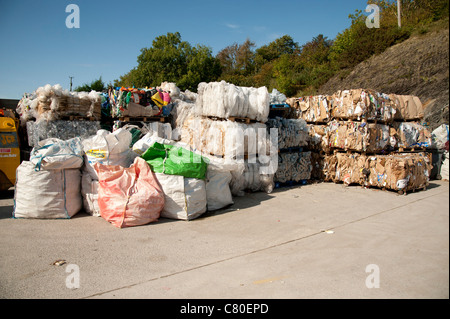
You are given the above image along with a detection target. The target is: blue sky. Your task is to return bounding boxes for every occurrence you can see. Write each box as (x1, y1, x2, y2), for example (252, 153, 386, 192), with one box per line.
(0, 0, 369, 99)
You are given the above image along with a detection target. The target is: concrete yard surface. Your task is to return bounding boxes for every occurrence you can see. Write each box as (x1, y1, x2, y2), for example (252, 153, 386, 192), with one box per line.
(0, 181, 448, 299)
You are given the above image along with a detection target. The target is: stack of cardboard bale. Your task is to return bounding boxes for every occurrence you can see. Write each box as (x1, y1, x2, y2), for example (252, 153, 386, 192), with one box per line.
(287, 89, 433, 194)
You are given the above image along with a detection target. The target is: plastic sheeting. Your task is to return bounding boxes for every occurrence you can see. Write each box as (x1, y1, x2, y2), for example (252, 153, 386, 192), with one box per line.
(82, 128, 133, 179)
(29, 137, 83, 171)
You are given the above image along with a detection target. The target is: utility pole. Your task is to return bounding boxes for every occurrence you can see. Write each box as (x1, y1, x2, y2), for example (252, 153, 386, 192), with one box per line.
(69, 76, 74, 91)
(397, 0, 402, 28)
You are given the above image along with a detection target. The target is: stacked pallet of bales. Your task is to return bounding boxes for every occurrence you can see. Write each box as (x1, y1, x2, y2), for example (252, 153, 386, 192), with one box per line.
(173, 81, 276, 197)
(286, 89, 434, 194)
(16, 84, 102, 153)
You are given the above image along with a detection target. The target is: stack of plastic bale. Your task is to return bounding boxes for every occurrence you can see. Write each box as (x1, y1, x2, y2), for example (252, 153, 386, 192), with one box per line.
(195, 80, 270, 123)
(16, 84, 102, 122)
(13, 137, 84, 219)
(266, 117, 312, 185)
(16, 84, 102, 148)
(176, 81, 276, 196)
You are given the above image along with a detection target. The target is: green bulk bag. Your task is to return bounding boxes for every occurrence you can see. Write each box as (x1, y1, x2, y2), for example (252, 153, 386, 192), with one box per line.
(141, 142, 209, 179)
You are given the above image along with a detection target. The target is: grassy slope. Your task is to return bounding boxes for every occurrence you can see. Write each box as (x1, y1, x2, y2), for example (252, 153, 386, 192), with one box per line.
(318, 19, 449, 130)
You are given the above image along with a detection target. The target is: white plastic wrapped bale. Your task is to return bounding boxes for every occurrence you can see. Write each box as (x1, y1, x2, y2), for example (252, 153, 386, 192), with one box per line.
(180, 117, 270, 159)
(266, 117, 309, 149)
(230, 160, 275, 196)
(195, 81, 270, 123)
(82, 128, 133, 179)
(441, 151, 449, 180)
(431, 124, 449, 150)
(13, 161, 82, 219)
(204, 155, 244, 211)
(155, 173, 207, 221)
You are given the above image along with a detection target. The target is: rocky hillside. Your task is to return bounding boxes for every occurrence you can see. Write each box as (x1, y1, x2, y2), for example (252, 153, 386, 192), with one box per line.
(319, 25, 449, 130)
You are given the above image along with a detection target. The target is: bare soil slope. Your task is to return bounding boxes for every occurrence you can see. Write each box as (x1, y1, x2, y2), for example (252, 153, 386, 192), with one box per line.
(319, 26, 449, 130)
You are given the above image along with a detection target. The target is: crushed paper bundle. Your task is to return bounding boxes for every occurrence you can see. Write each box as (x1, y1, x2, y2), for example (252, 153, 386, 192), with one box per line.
(266, 117, 309, 149)
(274, 151, 312, 183)
(330, 89, 397, 122)
(286, 95, 331, 123)
(323, 152, 431, 192)
(195, 81, 270, 123)
(307, 124, 331, 153)
(389, 94, 424, 121)
(327, 120, 396, 153)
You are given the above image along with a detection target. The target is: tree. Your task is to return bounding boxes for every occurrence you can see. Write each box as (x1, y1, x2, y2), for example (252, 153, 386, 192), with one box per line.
(255, 35, 299, 68)
(75, 76, 106, 92)
(217, 38, 256, 79)
(115, 32, 221, 92)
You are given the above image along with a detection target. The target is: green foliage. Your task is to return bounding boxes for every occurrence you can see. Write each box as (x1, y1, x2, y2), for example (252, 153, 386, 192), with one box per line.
(114, 32, 221, 92)
(75, 76, 106, 92)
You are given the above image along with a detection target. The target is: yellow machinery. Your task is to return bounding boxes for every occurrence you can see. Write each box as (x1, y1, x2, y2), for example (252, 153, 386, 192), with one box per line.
(0, 110, 20, 191)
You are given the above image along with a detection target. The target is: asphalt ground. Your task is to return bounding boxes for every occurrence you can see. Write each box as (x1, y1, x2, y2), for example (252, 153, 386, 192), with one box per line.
(0, 180, 448, 302)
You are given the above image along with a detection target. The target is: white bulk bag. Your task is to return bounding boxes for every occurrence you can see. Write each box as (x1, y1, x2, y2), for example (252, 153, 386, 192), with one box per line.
(13, 161, 82, 219)
(81, 169, 100, 217)
(82, 128, 132, 179)
(30, 137, 83, 170)
(155, 173, 207, 220)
